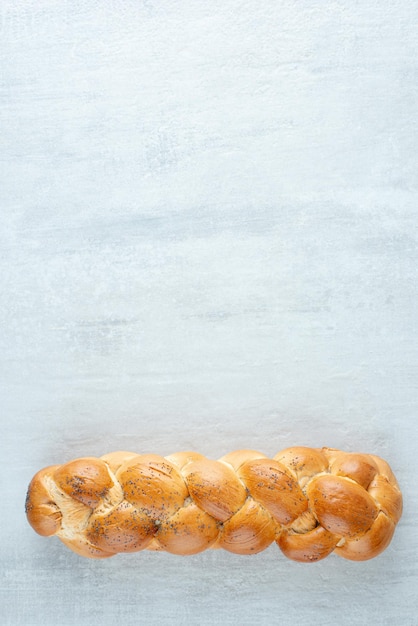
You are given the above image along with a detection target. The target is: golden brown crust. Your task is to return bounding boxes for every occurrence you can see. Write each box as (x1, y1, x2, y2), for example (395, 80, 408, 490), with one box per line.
(86, 501, 155, 553)
(273, 447, 328, 486)
(25, 447, 402, 561)
(25, 466, 62, 536)
(59, 535, 115, 559)
(218, 498, 277, 554)
(306, 475, 378, 538)
(237, 459, 308, 525)
(367, 474, 403, 523)
(182, 459, 247, 522)
(156, 503, 219, 555)
(334, 512, 395, 561)
(278, 525, 340, 562)
(53, 458, 113, 508)
(116, 455, 188, 520)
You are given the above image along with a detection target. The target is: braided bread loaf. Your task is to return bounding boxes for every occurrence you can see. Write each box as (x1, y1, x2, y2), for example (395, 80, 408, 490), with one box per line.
(25, 447, 402, 562)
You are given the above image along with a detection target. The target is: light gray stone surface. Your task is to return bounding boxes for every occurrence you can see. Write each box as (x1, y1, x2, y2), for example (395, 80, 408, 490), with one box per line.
(1, 1, 417, 625)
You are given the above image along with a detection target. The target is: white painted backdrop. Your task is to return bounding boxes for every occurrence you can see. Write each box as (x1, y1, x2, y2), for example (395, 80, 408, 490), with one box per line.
(1, 1, 417, 625)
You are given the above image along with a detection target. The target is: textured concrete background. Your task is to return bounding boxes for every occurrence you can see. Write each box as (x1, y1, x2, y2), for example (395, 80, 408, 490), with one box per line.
(1, 1, 417, 625)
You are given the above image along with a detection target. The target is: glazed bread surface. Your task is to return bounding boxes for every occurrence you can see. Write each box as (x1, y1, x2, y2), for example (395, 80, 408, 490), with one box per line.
(25, 447, 402, 562)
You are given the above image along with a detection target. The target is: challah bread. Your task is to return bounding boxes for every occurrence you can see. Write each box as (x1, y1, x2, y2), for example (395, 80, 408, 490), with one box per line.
(25, 447, 402, 561)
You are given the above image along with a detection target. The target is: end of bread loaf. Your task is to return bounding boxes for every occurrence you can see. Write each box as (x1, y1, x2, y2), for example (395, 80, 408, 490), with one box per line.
(25, 447, 403, 562)
(25, 466, 63, 537)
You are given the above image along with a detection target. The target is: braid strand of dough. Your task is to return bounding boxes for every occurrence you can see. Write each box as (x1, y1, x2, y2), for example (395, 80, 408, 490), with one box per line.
(25, 447, 402, 562)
